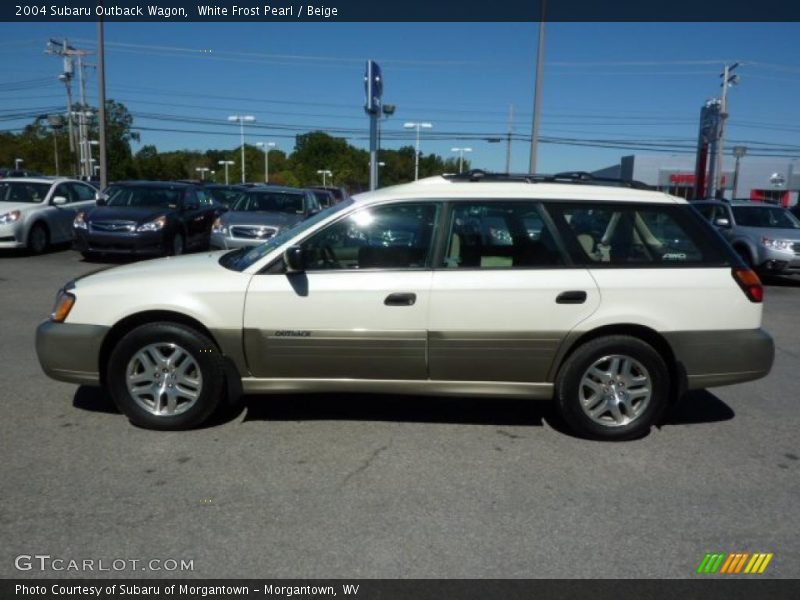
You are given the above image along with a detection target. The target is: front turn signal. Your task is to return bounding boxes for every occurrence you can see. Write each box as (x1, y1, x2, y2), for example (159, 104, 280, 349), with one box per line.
(51, 290, 76, 322)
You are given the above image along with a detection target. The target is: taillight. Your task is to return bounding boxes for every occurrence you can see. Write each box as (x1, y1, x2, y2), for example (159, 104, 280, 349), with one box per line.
(732, 268, 763, 303)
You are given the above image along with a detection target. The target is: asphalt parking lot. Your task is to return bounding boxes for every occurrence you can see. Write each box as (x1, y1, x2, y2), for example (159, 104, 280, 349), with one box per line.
(1, 246, 798, 579)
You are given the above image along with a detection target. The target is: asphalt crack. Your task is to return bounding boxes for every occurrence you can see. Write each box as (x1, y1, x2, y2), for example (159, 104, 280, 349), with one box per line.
(340, 443, 390, 488)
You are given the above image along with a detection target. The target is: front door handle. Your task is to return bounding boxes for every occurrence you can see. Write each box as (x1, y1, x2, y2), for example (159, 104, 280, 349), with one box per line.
(385, 293, 417, 306)
(556, 290, 587, 304)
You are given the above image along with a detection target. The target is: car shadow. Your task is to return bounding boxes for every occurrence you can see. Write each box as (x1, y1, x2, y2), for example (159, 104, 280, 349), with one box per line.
(72, 385, 120, 414)
(661, 389, 735, 426)
(71, 386, 735, 436)
(761, 274, 800, 288)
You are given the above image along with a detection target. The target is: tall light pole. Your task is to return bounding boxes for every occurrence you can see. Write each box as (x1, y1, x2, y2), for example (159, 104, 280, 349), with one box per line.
(14, 158, 23, 171)
(403, 121, 432, 180)
(228, 115, 255, 183)
(715, 62, 740, 199)
(451, 147, 472, 173)
(316, 169, 332, 187)
(218, 160, 234, 185)
(195, 167, 210, 180)
(256, 141, 275, 183)
(732, 145, 747, 199)
(529, 0, 546, 173)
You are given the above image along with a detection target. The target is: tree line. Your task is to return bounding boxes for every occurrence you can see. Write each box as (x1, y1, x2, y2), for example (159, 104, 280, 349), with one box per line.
(0, 100, 470, 191)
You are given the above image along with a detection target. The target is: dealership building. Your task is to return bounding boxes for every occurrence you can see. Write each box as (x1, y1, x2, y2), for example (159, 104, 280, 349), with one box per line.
(592, 155, 800, 206)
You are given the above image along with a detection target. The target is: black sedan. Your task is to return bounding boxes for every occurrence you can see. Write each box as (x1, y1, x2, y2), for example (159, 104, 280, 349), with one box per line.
(73, 181, 222, 258)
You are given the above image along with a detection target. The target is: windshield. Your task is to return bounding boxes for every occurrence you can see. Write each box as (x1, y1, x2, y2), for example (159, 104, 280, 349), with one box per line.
(220, 198, 355, 272)
(207, 187, 242, 207)
(232, 190, 305, 213)
(0, 181, 51, 203)
(732, 206, 800, 229)
(105, 185, 184, 209)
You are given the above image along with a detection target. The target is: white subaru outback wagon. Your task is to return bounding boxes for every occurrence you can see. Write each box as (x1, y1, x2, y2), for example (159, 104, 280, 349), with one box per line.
(36, 172, 774, 440)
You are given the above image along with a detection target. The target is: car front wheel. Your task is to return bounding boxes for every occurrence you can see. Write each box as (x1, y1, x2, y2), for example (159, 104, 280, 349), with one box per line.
(555, 335, 669, 441)
(107, 322, 225, 430)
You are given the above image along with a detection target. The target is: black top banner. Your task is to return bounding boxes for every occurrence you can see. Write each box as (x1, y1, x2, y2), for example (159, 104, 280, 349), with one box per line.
(4, 0, 800, 22)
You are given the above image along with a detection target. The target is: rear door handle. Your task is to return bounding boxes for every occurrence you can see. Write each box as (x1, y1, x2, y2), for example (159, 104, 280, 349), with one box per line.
(556, 290, 587, 304)
(385, 293, 417, 306)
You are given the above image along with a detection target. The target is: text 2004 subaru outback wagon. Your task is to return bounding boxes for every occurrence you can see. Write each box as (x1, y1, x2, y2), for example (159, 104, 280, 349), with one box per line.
(36, 172, 775, 440)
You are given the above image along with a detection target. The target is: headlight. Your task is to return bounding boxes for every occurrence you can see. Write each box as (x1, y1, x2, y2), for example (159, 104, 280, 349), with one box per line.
(0, 210, 21, 224)
(136, 215, 167, 232)
(50, 288, 76, 323)
(73, 212, 87, 229)
(211, 217, 227, 235)
(761, 237, 794, 251)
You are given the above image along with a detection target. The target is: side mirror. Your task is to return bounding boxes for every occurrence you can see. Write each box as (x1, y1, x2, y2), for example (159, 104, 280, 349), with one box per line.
(52, 196, 68, 206)
(95, 193, 108, 206)
(714, 217, 731, 228)
(284, 245, 305, 273)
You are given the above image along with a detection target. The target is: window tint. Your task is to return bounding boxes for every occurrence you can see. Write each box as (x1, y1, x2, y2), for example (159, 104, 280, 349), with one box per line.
(548, 202, 731, 266)
(301, 202, 439, 270)
(731, 206, 800, 229)
(196, 189, 213, 206)
(71, 183, 96, 202)
(443, 202, 564, 268)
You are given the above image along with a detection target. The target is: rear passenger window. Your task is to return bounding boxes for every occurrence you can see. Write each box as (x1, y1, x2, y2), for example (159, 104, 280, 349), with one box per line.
(443, 202, 564, 268)
(547, 203, 731, 266)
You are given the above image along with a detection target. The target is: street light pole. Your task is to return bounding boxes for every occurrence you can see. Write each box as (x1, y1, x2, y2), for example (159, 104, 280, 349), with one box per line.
(218, 160, 234, 185)
(14, 158, 23, 170)
(228, 115, 255, 183)
(529, 0, 546, 174)
(256, 142, 275, 183)
(403, 122, 433, 180)
(195, 167, 210, 180)
(316, 169, 332, 186)
(451, 147, 472, 173)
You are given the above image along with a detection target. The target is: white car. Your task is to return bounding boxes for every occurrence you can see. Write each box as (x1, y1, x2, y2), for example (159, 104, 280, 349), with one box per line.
(36, 172, 774, 440)
(0, 177, 99, 253)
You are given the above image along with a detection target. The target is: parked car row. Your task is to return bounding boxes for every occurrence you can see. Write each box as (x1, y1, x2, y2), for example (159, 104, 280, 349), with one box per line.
(0, 177, 348, 258)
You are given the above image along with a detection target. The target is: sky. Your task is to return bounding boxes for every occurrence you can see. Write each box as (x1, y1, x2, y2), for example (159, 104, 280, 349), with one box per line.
(1, 21, 800, 175)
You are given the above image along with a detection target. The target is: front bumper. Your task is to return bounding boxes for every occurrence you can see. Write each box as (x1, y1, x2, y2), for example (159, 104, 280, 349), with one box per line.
(36, 321, 109, 386)
(665, 328, 775, 389)
(73, 229, 167, 255)
(757, 247, 800, 274)
(0, 222, 25, 248)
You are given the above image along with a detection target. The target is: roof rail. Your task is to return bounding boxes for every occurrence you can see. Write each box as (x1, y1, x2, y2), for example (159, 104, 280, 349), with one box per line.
(443, 169, 652, 190)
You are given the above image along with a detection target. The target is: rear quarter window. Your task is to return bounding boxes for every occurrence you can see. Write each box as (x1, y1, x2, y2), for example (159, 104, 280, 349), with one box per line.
(545, 202, 734, 267)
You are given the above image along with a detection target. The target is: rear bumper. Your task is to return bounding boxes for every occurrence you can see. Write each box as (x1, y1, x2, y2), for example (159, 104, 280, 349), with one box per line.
(36, 321, 109, 386)
(73, 229, 166, 255)
(665, 328, 774, 389)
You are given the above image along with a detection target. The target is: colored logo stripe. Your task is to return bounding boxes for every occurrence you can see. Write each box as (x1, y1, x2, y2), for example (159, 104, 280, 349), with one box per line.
(697, 552, 773, 574)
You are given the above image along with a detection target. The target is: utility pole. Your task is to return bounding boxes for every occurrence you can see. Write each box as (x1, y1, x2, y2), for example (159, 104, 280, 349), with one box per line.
(97, 5, 108, 188)
(47, 39, 92, 177)
(732, 145, 747, 199)
(529, 0, 546, 174)
(715, 62, 740, 199)
(506, 104, 514, 172)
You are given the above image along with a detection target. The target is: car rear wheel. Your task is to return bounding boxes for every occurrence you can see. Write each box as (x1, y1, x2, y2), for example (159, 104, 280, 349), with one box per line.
(555, 335, 669, 441)
(28, 223, 49, 254)
(107, 322, 225, 430)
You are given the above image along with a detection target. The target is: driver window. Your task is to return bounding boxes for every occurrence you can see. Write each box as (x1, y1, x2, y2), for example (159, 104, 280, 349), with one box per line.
(301, 202, 440, 271)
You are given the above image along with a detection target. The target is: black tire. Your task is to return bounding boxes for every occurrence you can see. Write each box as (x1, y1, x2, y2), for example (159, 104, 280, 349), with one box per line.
(107, 322, 225, 430)
(28, 222, 49, 254)
(167, 232, 185, 256)
(80, 251, 96, 261)
(554, 335, 669, 441)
